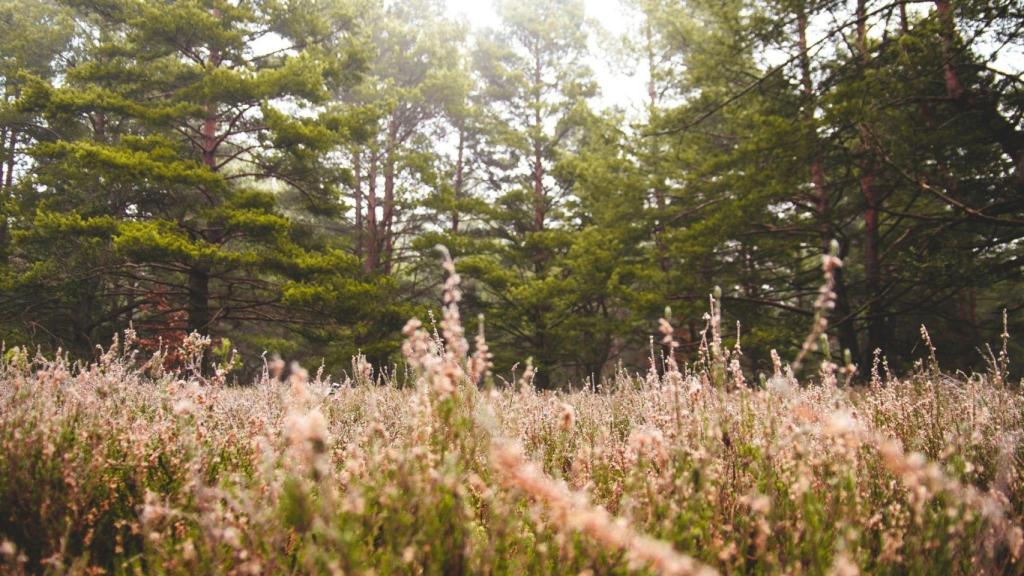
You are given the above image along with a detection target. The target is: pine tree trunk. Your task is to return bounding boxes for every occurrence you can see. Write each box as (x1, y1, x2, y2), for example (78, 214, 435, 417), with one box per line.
(354, 150, 364, 258)
(935, 0, 1024, 187)
(188, 18, 221, 342)
(862, 164, 885, 359)
(190, 102, 216, 339)
(797, 5, 858, 360)
(188, 265, 210, 336)
(91, 112, 106, 142)
(201, 104, 218, 170)
(654, 186, 669, 274)
(530, 51, 550, 384)
(0, 127, 8, 192)
(532, 147, 544, 236)
(200, 11, 221, 171)
(533, 328, 552, 389)
(935, 0, 965, 101)
(857, 0, 886, 362)
(644, 15, 670, 276)
(382, 121, 397, 274)
(452, 126, 465, 235)
(2, 129, 14, 193)
(0, 128, 10, 253)
(532, 55, 545, 236)
(364, 150, 380, 274)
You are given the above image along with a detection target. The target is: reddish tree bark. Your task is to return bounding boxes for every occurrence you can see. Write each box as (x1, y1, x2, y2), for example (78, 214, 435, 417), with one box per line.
(188, 13, 222, 337)
(382, 119, 398, 274)
(857, 0, 886, 360)
(364, 149, 380, 274)
(353, 150, 364, 258)
(797, 4, 859, 359)
(532, 53, 545, 236)
(451, 125, 465, 235)
(935, 0, 1024, 187)
(0, 128, 11, 252)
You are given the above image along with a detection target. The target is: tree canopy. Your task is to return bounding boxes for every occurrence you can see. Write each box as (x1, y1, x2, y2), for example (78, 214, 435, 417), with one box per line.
(1, 0, 1021, 385)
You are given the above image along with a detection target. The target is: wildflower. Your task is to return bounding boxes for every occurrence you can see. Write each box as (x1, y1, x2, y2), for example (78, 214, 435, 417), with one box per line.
(172, 398, 195, 416)
(829, 552, 859, 576)
(1009, 526, 1023, 561)
(288, 361, 309, 388)
(353, 354, 373, 386)
(629, 427, 668, 465)
(557, 402, 576, 432)
(181, 539, 196, 562)
(729, 357, 745, 388)
(770, 349, 783, 377)
(492, 442, 717, 576)
(686, 376, 703, 397)
(766, 375, 793, 397)
(140, 491, 169, 527)
(748, 493, 771, 516)
(403, 318, 422, 336)
(519, 360, 536, 392)
(268, 354, 286, 381)
(469, 314, 493, 385)
(285, 409, 328, 451)
(220, 526, 241, 549)
(824, 411, 859, 436)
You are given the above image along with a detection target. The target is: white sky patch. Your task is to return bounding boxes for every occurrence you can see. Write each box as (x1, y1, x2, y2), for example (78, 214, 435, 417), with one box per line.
(445, 0, 649, 112)
(444, 0, 1023, 117)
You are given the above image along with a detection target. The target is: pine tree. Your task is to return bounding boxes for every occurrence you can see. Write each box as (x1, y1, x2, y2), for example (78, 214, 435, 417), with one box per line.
(342, 0, 467, 275)
(459, 0, 597, 386)
(6, 0, 382, 363)
(555, 110, 652, 380)
(0, 0, 74, 254)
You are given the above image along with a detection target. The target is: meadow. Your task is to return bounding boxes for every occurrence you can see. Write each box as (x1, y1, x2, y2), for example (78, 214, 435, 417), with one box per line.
(0, 258, 1022, 575)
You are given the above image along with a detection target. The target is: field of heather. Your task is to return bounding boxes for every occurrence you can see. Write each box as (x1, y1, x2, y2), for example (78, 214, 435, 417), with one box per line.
(4, 0, 1023, 573)
(0, 263, 1022, 576)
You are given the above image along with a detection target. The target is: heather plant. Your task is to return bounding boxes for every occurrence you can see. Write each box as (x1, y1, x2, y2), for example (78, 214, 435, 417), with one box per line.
(0, 256, 1022, 575)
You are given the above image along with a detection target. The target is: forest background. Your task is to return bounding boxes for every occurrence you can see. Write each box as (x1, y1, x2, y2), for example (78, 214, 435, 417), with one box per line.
(1, 0, 1022, 387)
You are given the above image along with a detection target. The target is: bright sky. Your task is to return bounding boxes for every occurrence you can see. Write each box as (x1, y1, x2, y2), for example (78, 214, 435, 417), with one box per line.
(445, 0, 634, 36)
(444, 0, 649, 112)
(443, 0, 1024, 116)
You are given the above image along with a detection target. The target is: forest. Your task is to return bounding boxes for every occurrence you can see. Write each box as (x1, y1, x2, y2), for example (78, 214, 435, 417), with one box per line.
(4, 2, 1024, 574)
(1, 0, 1022, 386)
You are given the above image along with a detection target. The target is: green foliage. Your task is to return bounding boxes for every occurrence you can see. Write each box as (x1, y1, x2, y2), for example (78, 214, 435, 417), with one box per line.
(0, 0, 399, 371)
(1, 0, 1022, 381)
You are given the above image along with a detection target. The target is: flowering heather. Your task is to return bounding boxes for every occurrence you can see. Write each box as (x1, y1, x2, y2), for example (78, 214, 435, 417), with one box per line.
(0, 260, 1022, 575)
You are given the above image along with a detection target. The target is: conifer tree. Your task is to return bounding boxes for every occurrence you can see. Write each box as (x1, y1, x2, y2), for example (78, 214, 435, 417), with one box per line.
(458, 0, 597, 387)
(341, 0, 467, 276)
(6, 0, 381, 361)
(0, 0, 74, 254)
